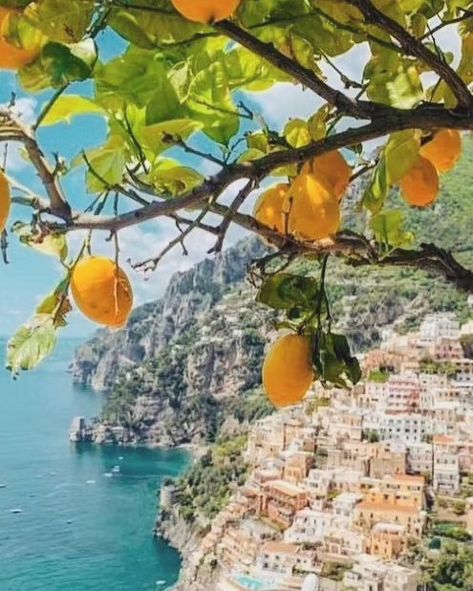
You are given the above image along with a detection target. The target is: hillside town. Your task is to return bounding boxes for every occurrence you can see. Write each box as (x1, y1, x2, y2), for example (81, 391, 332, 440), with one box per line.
(162, 313, 473, 591)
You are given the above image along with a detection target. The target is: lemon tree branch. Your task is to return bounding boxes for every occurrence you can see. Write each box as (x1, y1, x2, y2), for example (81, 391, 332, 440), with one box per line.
(0, 109, 71, 219)
(346, 0, 473, 109)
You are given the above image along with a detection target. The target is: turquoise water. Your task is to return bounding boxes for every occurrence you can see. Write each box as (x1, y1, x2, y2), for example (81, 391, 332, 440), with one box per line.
(233, 575, 273, 590)
(0, 339, 189, 591)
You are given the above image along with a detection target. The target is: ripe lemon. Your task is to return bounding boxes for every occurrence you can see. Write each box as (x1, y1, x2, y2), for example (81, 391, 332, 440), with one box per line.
(420, 129, 462, 173)
(302, 150, 351, 200)
(0, 7, 39, 70)
(171, 0, 241, 23)
(283, 173, 340, 241)
(0, 171, 11, 233)
(253, 184, 289, 234)
(71, 257, 133, 328)
(263, 334, 314, 408)
(400, 156, 439, 208)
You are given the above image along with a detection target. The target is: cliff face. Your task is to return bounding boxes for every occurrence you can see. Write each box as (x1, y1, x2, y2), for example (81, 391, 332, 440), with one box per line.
(72, 237, 270, 391)
(72, 237, 276, 446)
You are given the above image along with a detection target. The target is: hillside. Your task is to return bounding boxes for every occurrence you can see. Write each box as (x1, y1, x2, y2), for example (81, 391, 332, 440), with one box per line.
(72, 139, 473, 445)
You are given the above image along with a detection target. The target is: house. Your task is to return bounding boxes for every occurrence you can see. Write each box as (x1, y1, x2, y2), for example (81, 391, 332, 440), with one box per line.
(354, 500, 426, 538)
(263, 480, 308, 528)
(419, 313, 460, 347)
(369, 443, 407, 479)
(284, 508, 331, 545)
(283, 452, 315, 484)
(322, 527, 365, 561)
(433, 450, 460, 494)
(344, 555, 419, 591)
(385, 373, 420, 414)
(256, 541, 316, 578)
(218, 519, 276, 571)
(406, 443, 432, 475)
(366, 523, 407, 560)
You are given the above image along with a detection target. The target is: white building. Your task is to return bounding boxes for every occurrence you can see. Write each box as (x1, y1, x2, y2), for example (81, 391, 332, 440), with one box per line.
(364, 413, 431, 444)
(433, 450, 460, 494)
(419, 313, 460, 346)
(284, 508, 331, 545)
(344, 555, 419, 591)
(407, 443, 432, 475)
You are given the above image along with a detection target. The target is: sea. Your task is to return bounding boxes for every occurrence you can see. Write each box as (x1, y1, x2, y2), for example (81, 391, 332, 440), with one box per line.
(0, 338, 189, 591)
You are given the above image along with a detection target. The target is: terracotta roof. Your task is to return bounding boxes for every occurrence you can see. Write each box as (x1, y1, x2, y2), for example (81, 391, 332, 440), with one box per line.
(433, 435, 456, 445)
(262, 541, 299, 555)
(357, 501, 419, 515)
(265, 480, 306, 496)
(390, 474, 425, 484)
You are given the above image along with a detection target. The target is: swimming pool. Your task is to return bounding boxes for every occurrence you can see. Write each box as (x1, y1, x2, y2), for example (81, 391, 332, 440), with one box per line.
(233, 575, 274, 590)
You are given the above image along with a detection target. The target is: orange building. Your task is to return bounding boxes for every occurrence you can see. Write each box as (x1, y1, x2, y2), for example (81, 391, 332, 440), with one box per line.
(263, 480, 308, 528)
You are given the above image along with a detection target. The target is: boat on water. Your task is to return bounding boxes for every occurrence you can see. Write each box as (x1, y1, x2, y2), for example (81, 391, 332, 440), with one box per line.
(0, 484, 7, 489)
(104, 472, 113, 478)
(111, 465, 120, 474)
(10, 509, 22, 514)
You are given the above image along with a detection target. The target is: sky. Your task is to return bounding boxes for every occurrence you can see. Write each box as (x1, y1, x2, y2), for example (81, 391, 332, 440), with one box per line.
(0, 19, 461, 338)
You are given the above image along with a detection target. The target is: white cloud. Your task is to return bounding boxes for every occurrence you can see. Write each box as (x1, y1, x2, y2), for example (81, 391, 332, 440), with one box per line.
(9, 96, 38, 124)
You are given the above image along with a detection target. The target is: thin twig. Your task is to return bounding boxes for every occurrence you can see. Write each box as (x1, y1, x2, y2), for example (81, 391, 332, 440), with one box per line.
(209, 180, 256, 254)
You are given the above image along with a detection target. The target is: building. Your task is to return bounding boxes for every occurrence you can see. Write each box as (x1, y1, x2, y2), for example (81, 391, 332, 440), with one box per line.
(419, 313, 460, 347)
(385, 373, 420, 414)
(406, 443, 432, 475)
(433, 449, 460, 494)
(284, 508, 331, 545)
(354, 500, 426, 538)
(367, 523, 407, 560)
(263, 480, 308, 528)
(344, 555, 419, 591)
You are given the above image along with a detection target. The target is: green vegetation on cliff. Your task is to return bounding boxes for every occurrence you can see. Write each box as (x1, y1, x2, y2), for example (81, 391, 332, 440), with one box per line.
(176, 435, 249, 526)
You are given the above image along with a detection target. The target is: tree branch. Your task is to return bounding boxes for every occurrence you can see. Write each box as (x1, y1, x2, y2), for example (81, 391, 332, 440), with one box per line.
(215, 20, 380, 119)
(12, 177, 473, 295)
(0, 109, 72, 219)
(346, 0, 473, 109)
(209, 180, 256, 254)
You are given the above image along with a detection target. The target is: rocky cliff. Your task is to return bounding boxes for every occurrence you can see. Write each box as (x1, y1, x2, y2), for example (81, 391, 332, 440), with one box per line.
(72, 236, 278, 446)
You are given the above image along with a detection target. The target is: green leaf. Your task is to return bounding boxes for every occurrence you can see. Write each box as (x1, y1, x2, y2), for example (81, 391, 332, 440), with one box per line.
(370, 209, 414, 249)
(95, 49, 179, 112)
(6, 315, 58, 376)
(12, 222, 68, 261)
(365, 52, 424, 108)
(147, 158, 204, 196)
(36, 280, 72, 327)
(138, 119, 203, 156)
(40, 95, 105, 127)
(83, 135, 128, 193)
(307, 105, 331, 141)
(109, 1, 207, 49)
(313, 332, 362, 389)
(362, 157, 388, 213)
(385, 130, 421, 184)
(24, 0, 94, 43)
(20, 38, 97, 91)
(284, 119, 312, 148)
(238, 148, 267, 164)
(257, 273, 319, 311)
(187, 62, 239, 145)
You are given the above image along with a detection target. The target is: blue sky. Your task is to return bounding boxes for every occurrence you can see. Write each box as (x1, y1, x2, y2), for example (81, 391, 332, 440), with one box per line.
(0, 21, 460, 339)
